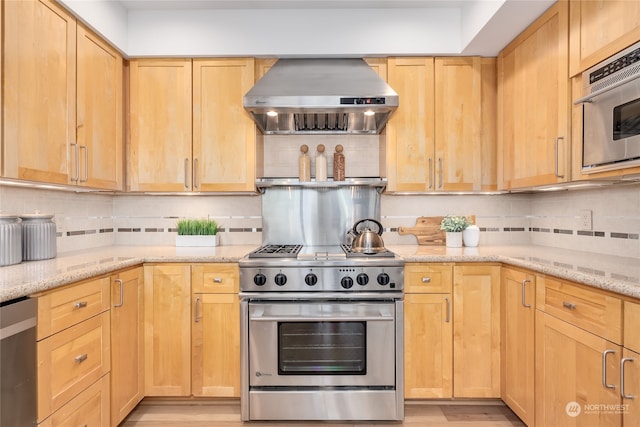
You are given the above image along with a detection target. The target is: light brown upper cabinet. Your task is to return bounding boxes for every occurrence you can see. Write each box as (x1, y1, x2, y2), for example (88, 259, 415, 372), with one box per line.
(193, 59, 256, 192)
(76, 24, 123, 190)
(497, 1, 571, 190)
(3, 1, 123, 190)
(569, 0, 640, 77)
(4, 0, 76, 185)
(386, 57, 496, 192)
(128, 58, 256, 192)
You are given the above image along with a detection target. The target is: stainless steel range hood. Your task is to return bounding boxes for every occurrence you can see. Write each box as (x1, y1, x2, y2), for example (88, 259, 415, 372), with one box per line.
(243, 58, 398, 135)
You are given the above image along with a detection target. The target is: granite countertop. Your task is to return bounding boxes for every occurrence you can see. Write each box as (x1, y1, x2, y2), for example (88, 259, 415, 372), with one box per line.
(1, 244, 639, 303)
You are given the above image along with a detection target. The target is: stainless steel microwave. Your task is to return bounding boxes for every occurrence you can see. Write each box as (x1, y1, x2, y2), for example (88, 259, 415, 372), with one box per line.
(576, 40, 640, 173)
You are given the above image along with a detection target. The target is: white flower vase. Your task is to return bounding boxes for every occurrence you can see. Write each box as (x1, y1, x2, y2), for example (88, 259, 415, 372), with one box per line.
(175, 235, 218, 247)
(445, 231, 463, 248)
(463, 225, 480, 247)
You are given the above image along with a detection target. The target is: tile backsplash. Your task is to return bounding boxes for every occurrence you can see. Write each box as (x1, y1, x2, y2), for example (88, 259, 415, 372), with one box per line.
(1, 182, 639, 259)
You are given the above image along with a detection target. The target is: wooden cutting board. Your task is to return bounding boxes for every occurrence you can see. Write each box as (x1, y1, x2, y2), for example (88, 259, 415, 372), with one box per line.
(398, 216, 476, 246)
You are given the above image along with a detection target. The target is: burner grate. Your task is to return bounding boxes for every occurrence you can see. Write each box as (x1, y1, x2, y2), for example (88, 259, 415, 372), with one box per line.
(341, 244, 395, 258)
(248, 244, 303, 258)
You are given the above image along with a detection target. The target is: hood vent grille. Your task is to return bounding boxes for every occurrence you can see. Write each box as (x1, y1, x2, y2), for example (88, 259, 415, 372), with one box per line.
(243, 58, 398, 135)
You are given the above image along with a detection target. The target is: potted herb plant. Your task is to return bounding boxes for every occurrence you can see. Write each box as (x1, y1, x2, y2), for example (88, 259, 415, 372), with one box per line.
(440, 215, 469, 248)
(175, 218, 219, 247)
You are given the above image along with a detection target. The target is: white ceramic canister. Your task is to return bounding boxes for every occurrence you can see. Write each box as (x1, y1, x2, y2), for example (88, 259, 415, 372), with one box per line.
(463, 224, 480, 247)
(21, 211, 57, 261)
(0, 214, 22, 266)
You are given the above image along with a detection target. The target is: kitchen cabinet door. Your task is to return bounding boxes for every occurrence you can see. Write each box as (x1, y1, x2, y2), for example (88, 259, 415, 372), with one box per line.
(535, 311, 622, 427)
(569, 0, 640, 77)
(622, 348, 640, 424)
(452, 264, 501, 398)
(501, 267, 535, 426)
(193, 58, 256, 192)
(192, 293, 240, 397)
(110, 267, 144, 427)
(498, 1, 570, 190)
(434, 57, 482, 192)
(386, 57, 435, 192)
(404, 293, 453, 398)
(76, 24, 123, 191)
(128, 59, 193, 191)
(3, 0, 76, 185)
(144, 264, 192, 396)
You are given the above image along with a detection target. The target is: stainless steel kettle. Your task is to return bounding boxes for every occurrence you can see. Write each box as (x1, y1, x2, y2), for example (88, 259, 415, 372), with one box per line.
(350, 219, 385, 254)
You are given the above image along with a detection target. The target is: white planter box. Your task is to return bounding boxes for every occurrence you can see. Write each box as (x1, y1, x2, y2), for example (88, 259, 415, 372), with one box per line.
(175, 235, 218, 247)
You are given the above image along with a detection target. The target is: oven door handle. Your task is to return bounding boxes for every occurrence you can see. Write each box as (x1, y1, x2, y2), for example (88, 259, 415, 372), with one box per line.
(250, 315, 394, 322)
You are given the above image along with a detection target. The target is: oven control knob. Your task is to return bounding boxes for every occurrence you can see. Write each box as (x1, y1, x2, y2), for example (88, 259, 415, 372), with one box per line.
(274, 273, 287, 286)
(341, 276, 354, 289)
(305, 273, 318, 286)
(377, 273, 390, 286)
(253, 273, 267, 286)
(356, 273, 369, 286)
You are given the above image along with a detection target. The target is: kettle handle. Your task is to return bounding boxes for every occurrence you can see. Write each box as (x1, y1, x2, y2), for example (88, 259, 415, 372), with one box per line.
(352, 219, 384, 236)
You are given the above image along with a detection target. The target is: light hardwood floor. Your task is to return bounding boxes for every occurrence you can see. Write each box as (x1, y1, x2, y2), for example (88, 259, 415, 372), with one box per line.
(120, 399, 526, 426)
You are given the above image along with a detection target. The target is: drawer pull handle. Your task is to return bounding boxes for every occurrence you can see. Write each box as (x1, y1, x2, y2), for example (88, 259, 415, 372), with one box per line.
(75, 354, 88, 364)
(213, 277, 223, 283)
(621, 357, 635, 399)
(74, 301, 88, 309)
(602, 349, 616, 389)
(422, 277, 431, 283)
(562, 301, 577, 310)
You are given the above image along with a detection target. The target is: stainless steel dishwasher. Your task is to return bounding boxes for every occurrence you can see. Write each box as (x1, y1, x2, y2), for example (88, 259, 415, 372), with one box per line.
(1, 297, 37, 426)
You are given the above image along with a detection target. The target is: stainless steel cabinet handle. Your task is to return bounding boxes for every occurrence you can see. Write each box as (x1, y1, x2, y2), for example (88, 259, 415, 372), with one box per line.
(555, 137, 565, 178)
(602, 349, 616, 389)
(194, 158, 199, 189)
(79, 145, 88, 183)
(74, 301, 88, 309)
(445, 297, 450, 323)
(70, 143, 80, 183)
(438, 158, 443, 189)
(114, 278, 124, 308)
(194, 296, 201, 323)
(75, 354, 88, 364)
(428, 158, 433, 189)
(621, 357, 635, 399)
(184, 158, 189, 189)
(562, 301, 577, 310)
(422, 277, 431, 283)
(521, 279, 532, 308)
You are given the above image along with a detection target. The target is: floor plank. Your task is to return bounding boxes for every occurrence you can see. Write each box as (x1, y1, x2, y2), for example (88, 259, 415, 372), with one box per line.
(120, 400, 526, 427)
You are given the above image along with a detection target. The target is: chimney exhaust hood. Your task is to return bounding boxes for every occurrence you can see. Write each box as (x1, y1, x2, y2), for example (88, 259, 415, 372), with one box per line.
(243, 58, 398, 135)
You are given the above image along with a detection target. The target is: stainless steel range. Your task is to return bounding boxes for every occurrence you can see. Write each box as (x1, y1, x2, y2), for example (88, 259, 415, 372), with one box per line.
(239, 182, 404, 422)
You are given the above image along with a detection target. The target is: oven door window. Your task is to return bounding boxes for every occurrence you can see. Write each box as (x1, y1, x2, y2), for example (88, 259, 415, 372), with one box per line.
(613, 97, 640, 140)
(278, 321, 366, 375)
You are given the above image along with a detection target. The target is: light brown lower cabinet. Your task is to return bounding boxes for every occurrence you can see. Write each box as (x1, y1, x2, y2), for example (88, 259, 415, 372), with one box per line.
(110, 267, 144, 426)
(404, 293, 453, 398)
(453, 264, 501, 398)
(144, 263, 241, 398)
(501, 267, 535, 426)
(535, 310, 621, 427)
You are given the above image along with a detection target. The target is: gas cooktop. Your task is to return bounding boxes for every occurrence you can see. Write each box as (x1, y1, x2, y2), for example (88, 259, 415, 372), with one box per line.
(246, 244, 395, 260)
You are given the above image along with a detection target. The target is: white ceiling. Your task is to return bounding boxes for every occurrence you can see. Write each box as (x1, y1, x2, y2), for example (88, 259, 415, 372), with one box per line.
(60, 0, 556, 57)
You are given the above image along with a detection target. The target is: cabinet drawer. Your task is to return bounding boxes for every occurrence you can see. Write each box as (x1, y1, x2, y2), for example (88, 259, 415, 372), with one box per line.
(37, 311, 111, 422)
(405, 263, 453, 293)
(537, 276, 622, 343)
(37, 277, 110, 340)
(38, 373, 110, 427)
(192, 263, 239, 293)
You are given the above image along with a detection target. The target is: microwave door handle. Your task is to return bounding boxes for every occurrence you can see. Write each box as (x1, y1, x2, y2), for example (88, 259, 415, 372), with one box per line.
(574, 74, 640, 104)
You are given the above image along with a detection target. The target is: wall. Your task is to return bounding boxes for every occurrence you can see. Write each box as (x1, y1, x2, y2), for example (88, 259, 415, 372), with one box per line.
(1, 183, 638, 259)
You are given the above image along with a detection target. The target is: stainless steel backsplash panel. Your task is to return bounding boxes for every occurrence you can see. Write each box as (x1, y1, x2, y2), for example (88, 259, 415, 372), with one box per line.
(261, 186, 380, 246)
